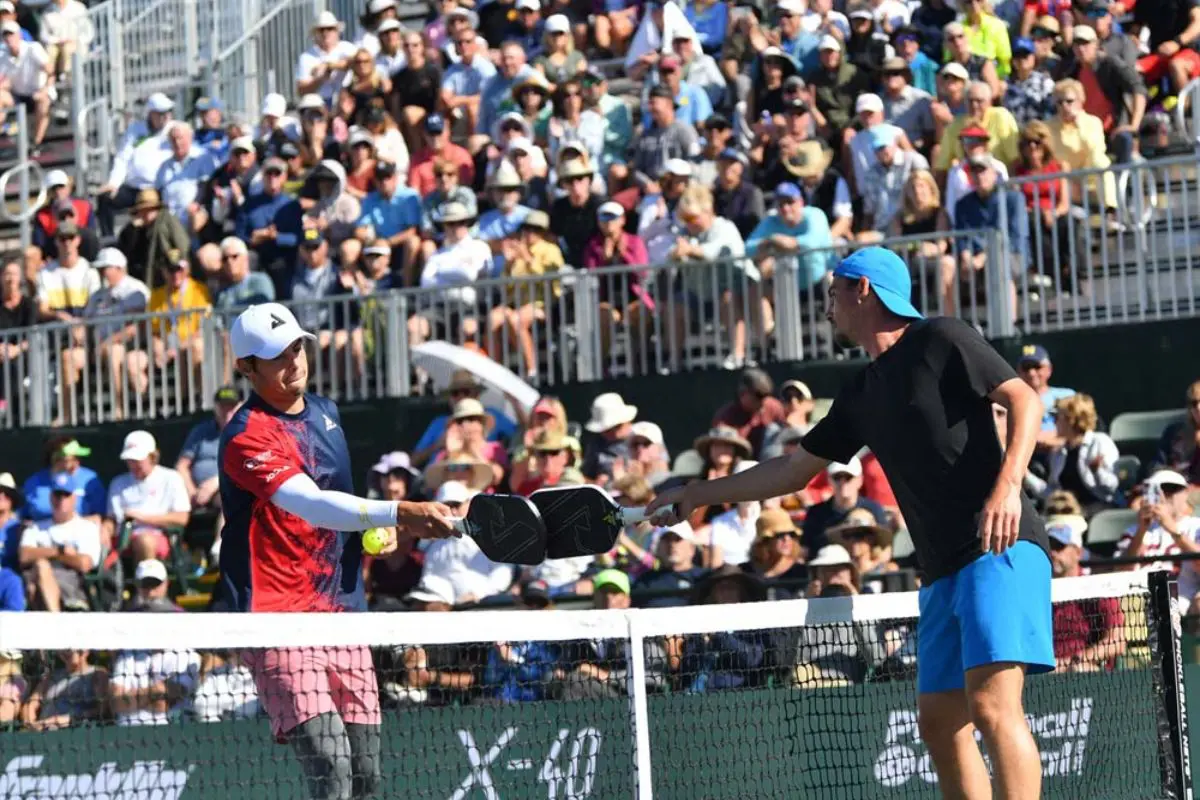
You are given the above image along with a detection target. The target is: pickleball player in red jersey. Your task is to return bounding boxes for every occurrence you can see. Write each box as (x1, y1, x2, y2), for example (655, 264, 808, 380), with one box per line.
(217, 302, 457, 800)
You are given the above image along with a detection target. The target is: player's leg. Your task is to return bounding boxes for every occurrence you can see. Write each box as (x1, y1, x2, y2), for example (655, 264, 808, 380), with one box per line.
(915, 575, 991, 799)
(290, 711, 355, 800)
(345, 723, 382, 798)
(327, 645, 383, 798)
(956, 541, 1055, 800)
(247, 647, 353, 800)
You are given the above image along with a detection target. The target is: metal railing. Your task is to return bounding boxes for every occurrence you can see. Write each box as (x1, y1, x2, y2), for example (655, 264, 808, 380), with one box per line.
(5, 153, 1200, 429)
(0, 105, 47, 254)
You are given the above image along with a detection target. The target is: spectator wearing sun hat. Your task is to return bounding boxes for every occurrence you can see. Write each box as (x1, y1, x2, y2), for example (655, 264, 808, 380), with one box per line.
(582, 392, 639, 485)
(549, 158, 601, 267)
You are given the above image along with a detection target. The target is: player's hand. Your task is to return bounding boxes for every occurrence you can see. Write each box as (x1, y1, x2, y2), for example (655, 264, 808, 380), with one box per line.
(644, 484, 693, 527)
(978, 481, 1021, 555)
(399, 501, 460, 539)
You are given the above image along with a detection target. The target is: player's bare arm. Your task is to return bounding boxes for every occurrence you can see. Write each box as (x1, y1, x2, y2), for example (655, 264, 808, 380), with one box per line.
(646, 446, 830, 524)
(980, 376, 1042, 554)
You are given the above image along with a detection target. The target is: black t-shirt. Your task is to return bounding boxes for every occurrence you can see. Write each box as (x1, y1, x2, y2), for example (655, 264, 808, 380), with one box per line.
(1134, 0, 1200, 48)
(0, 296, 36, 331)
(392, 63, 443, 113)
(477, 0, 518, 48)
(801, 317, 1048, 582)
(1058, 445, 1089, 501)
(549, 194, 601, 267)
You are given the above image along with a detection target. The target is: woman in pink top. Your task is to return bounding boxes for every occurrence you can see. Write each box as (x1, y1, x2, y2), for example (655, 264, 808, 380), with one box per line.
(581, 201, 652, 367)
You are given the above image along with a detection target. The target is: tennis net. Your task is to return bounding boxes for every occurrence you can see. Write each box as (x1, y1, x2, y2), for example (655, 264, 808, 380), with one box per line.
(0, 570, 1189, 799)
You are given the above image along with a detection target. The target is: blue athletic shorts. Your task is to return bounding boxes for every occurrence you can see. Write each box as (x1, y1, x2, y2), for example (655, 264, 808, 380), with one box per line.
(916, 540, 1055, 695)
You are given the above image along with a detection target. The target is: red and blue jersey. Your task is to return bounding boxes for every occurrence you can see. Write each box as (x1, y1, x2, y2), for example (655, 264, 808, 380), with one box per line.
(217, 392, 366, 613)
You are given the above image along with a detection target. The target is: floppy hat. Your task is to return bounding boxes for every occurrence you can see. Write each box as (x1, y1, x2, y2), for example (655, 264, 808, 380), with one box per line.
(585, 392, 637, 432)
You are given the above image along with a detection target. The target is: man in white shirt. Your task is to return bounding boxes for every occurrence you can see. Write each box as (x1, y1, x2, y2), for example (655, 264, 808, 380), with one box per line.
(844, 93, 910, 200)
(0, 20, 52, 148)
(38, 0, 92, 79)
(18, 471, 101, 611)
(295, 11, 358, 106)
(96, 92, 175, 235)
(155, 122, 217, 227)
(409, 201, 492, 348)
(106, 430, 192, 566)
(702, 461, 762, 565)
(35, 220, 98, 322)
(418, 481, 513, 603)
(109, 645, 201, 726)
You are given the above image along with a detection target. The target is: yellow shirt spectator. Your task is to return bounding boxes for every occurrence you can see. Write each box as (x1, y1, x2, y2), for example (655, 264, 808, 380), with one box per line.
(149, 272, 212, 343)
(934, 107, 1021, 172)
(961, 12, 1012, 78)
(1048, 93, 1117, 210)
(504, 238, 565, 306)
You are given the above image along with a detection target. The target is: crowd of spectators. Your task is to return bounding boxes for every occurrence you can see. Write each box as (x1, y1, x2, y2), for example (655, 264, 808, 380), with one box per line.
(0, 0, 1195, 416)
(0, 358, 1196, 724)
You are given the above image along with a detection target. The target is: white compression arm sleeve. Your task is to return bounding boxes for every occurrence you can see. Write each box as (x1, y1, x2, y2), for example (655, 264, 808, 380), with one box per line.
(271, 473, 398, 531)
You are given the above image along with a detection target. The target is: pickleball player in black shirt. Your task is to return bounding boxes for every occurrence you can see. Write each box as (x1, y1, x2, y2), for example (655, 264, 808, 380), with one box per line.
(649, 247, 1053, 800)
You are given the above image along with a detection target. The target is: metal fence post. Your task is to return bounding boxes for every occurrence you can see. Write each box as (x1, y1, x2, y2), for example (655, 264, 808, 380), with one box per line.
(570, 271, 600, 383)
(26, 329, 51, 428)
(185, 0, 200, 78)
(772, 257, 803, 362)
(383, 292, 410, 398)
(990, 190, 1016, 338)
(110, 0, 126, 114)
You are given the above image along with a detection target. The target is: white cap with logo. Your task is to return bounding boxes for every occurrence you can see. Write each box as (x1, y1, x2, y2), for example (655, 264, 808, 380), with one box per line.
(231, 303, 315, 359)
(827, 456, 863, 478)
(120, 430, 158, 461)
(135, 558, 169, 584)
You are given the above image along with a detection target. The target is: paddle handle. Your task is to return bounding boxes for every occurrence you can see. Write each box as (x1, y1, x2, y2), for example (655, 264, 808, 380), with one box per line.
(619, 505, 675, 526)
(449, 517, 468, 538)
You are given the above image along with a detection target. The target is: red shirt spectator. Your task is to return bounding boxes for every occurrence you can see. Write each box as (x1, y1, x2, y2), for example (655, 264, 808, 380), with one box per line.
(1052, 597, 1124, 667)
(711, 368, 786, 457)
(581, 220, 654, 311)
(409, 142, 475, 197)
(1013, 157, 1064, 211)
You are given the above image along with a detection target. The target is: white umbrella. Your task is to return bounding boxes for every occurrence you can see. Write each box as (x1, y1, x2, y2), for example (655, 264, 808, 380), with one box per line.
(410, 341, 541, 417)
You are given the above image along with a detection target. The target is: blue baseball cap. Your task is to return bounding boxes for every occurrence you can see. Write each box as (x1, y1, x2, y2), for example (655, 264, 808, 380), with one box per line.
(869, 125, 898, 150)
(1018, 344, 1050, 365)
(50, 472, 79, 495)
(833, 247, 922, 320)
(775, 182, 803, 200)
(1012, 37, 1035, 55)
(425, 113, 446, 134)
(194, 96, 223, 112)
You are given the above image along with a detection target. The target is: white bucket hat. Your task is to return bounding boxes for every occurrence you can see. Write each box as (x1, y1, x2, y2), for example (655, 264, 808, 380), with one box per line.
(585, 392, 638, 433)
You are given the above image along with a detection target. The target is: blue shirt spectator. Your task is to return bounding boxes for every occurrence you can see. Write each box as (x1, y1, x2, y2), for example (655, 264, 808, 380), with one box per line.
(155, 145, 216, 225)
(0, 477, 21, 571)
(909, 50, 939, 96)
(682, 630, 767, 691)
(672, 81, 713, 128)
(442, 51, 498, 98)
(685, 0, 728, 53)
(235, 162, 295, 268)
(0, 568, 23, 611)
(954, 167, 1029, 263)
(478, 61, 532, 136)
(357, 168, 423, 240)
(217, 271, 276, 311)
(483, 640, 561, 702)
(745, 186, 835, 288)
(475, 202, 530, 275)
(23, 465, 105, 523)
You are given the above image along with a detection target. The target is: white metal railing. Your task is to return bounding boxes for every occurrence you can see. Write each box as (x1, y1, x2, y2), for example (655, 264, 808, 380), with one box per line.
(6, 153, 1199, 429)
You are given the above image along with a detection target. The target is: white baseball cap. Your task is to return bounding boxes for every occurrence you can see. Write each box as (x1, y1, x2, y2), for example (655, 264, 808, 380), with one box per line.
(818, 35, 842, 52)
(368, 0, 396, 13)
(230, 303, 315, 359)
(1045, 514, 1086, 549)
(435, 480, 471, 504)
(517, 0, 540, 9)
(146, 92, 175, 113)
(545, 13, 571, 34)
(94, 247, 128, 269)
(297, 93, 326, 112)
(45, 169, 69, 188)
(827, 456, 863, 478)
(659, 521, 696, 543)
(120, 430, 158, 461)
(0, 2, 16, 14)
(663, 158, 693, 177)
(260, 92, 287, 118)
(630, 421, 663, 447)
(855, 93, 883, 114)
(940, 62, 969, 81)
(377, 18, 401, 34)
(0, 19, 17, 35)
(809, 544, 853, 567)
(134, 558, 169, 584)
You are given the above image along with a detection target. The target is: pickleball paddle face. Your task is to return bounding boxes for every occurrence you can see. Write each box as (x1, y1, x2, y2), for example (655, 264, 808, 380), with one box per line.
(464, 495, 547, 565)
(530, 485, 623, 559)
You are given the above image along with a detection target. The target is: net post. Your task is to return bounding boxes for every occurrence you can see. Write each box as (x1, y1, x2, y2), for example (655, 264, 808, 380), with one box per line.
(1148, 569, 1193, 800)
(625, 614, 654, 800)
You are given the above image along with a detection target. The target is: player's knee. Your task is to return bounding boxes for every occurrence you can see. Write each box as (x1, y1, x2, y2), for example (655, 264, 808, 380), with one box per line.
(965, 685, 1018, 736)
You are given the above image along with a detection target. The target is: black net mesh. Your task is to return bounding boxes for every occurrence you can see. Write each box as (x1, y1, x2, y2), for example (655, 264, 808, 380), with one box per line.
(0, 588, 1176, 799)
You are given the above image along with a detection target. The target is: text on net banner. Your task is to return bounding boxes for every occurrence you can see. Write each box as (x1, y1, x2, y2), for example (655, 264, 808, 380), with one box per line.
(0, 670, 1160, 800)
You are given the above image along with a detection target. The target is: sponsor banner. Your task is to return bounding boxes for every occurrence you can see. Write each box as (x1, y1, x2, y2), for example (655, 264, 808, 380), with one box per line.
(0, 671, 1162, 799)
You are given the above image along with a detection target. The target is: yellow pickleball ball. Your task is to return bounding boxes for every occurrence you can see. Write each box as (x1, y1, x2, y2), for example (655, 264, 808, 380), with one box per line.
(362, 527, 390, 555)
